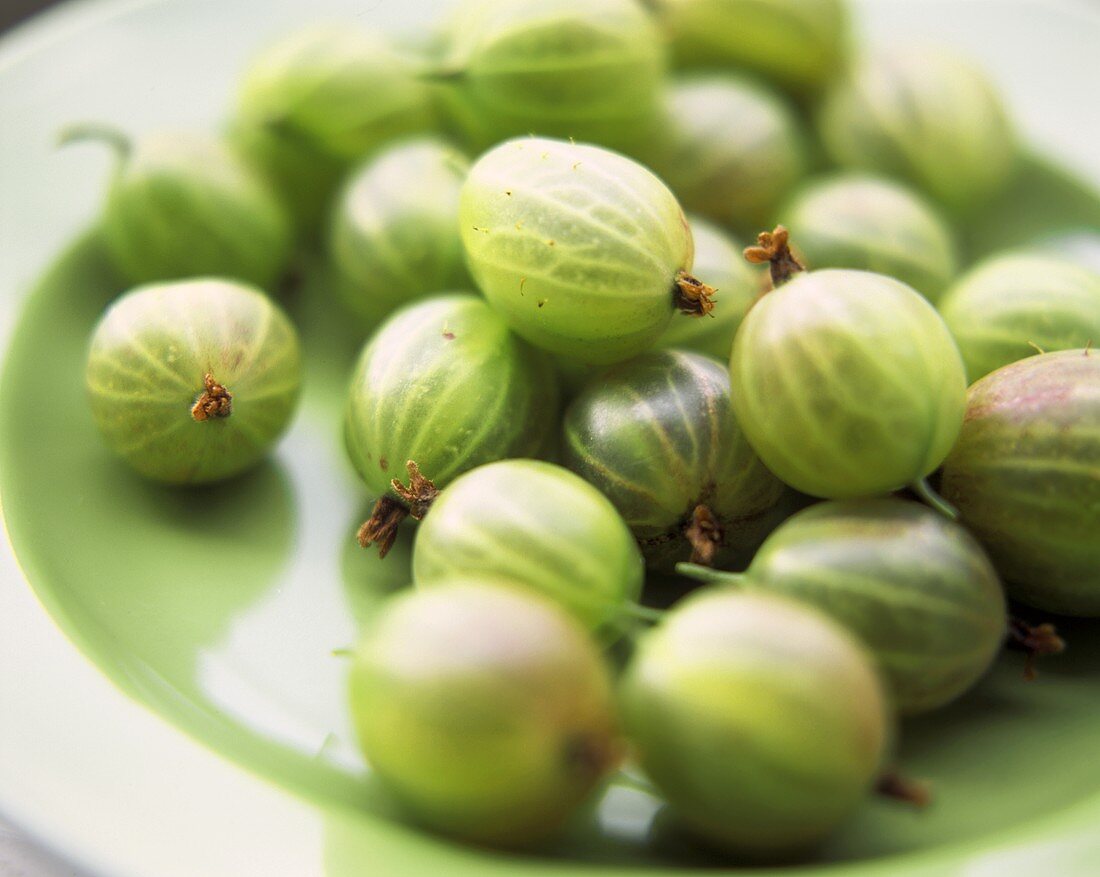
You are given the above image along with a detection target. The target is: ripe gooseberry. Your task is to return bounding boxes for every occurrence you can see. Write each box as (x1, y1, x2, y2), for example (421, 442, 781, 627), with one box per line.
(679, 498, 1007, 714)
(231, 25, 434, 232)
(563, 349, 785, 569)
(329, 138, 472, 324)
(460, 136, 712, 365)
(819, 48, 1016, 212)
(435, 0, 666, 156)
(61, 125, 291, 288)
(348, 580, 622, 846)
(85, 279, 301, 484)
(730, 228, 967, 500)
(345, 294, 559, 557)
(937, 252, 1100, 382)
(940, 350, 1100, 616)
(620, 588, 891, 857)
(783, 173, 958, 303)
(412, 460, 645, 639)
(647, 75, 805, 233)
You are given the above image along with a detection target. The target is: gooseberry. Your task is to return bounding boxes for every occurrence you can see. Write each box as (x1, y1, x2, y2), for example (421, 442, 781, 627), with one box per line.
(940, 350, 1100, 616)
(85, 279, 301, 484)
(345, 294, 559, 556)
(349, 580, 621, 846)
(937, 251, 1100, 382)
(460, 136, 711, 365)
(620, 588, 891, 857)
(563, 349, 784, 569)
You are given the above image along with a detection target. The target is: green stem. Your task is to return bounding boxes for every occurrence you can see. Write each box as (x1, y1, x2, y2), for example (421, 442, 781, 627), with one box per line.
(675, 562, 747, 586)
(331, 647, 354, 659)
(911, 478, 959, 521)
(621, 602, 665, 624)
(57, 121, 132, 160)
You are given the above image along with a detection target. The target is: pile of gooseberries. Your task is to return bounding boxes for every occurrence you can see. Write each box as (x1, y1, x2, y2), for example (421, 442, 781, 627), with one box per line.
(71, 0, 1098, 861)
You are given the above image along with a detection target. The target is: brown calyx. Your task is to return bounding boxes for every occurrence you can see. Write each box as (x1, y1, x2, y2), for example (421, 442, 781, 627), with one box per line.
(876, 769, 932, 808)
(744, 225, 805, 289)
(1007, 616, 1066, 681)
(563, 731, 624, 783)
(191, 373, 233, 421)
(683, 504, 723, 566)
(674, 270, 716, 316)
(356, 460, 439, 558)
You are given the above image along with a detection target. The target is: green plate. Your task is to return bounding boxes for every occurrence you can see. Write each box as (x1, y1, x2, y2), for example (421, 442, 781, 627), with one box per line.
(2, 1, 1099, 874)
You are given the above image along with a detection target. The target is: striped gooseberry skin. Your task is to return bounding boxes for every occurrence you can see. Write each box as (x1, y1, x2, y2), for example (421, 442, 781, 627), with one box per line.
(649, 75, 805, 233)
(938, 252, 1100, 383)
(413, 460, 644, 638)
(86, 279, 301, 484)
(459, 136, 694, 365)
(655, 216, 760, 361)
(620, 589, 890, 857)
(349, 580, 621, 846)
(742, 498, 1006, 714)
(563, 350, 785, 569)
(819, 48, 1016, 213)
(784, 173, 957, 304)
(100, 131, 291, 288)
(659, 0, 850, 95)
(344, 294, 559, 500)
(329, 138, 472, 323)
(438, 0, 665, 156)
(940, 350, 1100, 616)
(730, 269, 967, 499)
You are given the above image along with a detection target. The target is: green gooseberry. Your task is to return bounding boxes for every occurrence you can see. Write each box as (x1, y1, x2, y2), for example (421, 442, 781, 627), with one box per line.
(819, 48, 1016, 213)
(329, 138, 472, 324)
(648, 75, 806, 232)
(563, 349, 785, 570)
(345, 293, 560, 556)
(621, 588, 891, 857)
(349, 579, 621, 846)
(436, 0, 666, 156)
(231, 25, 434, 232)
(412, 459, 645, 638)
(460, 136, 711, 365)
(655, 216, 761, 361)
(783, 173, 958, 303)
(680, 498, 1006, 714)
(85, 279, 301, 484)
(937, 251, 1100, 382)
(655, 0, 850, 95)
(940, 350, 1100, 616)
(730, 239, 967, 499)
(61, 125, 291, 288)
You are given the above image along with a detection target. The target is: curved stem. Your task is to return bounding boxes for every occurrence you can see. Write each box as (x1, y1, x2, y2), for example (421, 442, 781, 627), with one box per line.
(911, 477, 958, 521)
(57, 121, 132, 160)
(621, 602, 665, 624)
(675, 562, 747, 586)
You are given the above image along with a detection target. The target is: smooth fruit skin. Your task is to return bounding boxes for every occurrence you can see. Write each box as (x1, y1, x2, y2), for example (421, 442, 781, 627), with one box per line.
(413, 460, 644, 637)
(438, 0, 666, 156)
(460, 136, 694, 365)
(819, 49, 1016, 213)
(621, 589, 890, 857)
(938, 252, 1100, 383)
(232, 25, 434, 232)
(784, 173, 957, 303)
(563, 350, 785, 568)
(730, 269, 967, 498)
(349, 580, 621, 846)
(655, 217, 760, 361)
(649, 76, 805, 232)
(86, 279, 301, 484)
(659, 0, 850, 95)
(344, 294, 559, 500)
(743, 499, 1006, 714)
(329, 138, 472, 323)
(940, 350, 1100, 615)
(99, 131, 291, 288)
